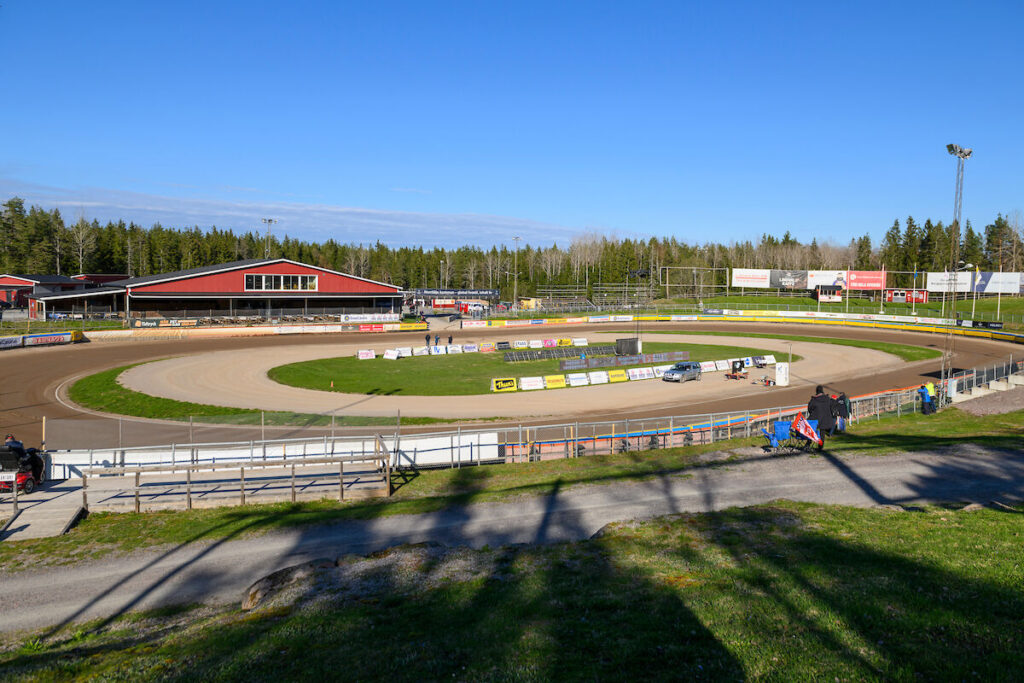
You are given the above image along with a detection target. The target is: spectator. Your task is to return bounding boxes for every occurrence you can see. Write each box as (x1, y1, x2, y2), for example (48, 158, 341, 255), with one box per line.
(425, 333, 431, 346)
(836, 392, 851, 430)
(434, 333, 440, 346)
(925, 381, 937, 407)
(918, 385, 935, 415)
(447, 334, 453, 345)
(807, 385, 836, 448)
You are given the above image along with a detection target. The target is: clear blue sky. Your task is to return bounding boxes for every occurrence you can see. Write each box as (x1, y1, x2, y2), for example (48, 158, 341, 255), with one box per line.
(1, 1, 1021, 249)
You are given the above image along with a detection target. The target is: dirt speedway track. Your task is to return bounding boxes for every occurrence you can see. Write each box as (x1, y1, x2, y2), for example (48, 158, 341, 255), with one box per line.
(1, 322, 1019, 449)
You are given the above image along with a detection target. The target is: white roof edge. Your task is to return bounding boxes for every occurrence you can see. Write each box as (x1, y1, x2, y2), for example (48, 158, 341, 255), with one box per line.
(31, 288, 127, 301)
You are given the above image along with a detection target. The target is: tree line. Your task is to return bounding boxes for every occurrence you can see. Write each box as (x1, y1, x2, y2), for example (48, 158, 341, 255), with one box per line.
(2, 196, 1022, 297)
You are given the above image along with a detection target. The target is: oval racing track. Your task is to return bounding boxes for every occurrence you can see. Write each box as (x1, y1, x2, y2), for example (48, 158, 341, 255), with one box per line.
(2, 322, 1019, 448)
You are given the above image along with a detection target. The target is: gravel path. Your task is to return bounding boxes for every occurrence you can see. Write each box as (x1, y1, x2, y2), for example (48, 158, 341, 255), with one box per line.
(955, 385, 1024, 416)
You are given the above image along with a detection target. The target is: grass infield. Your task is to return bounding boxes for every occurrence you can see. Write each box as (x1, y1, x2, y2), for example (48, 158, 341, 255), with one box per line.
(267, 341, 793, 396)
(1, 410, 1022, 680)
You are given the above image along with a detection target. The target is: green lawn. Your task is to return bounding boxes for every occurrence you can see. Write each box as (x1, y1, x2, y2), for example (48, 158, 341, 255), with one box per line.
(68, 364, 475, 427)
(2, 495, 1022, 680)
(630, 330, 942, 363)
(0, 319, 124, 338)
(680, 294, 1024, 318)
(268, 341, 791, 396)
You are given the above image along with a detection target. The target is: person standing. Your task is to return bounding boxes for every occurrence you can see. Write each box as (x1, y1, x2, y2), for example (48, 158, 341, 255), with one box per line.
(434, 333, 440, 346)
(807, 385, 837, 449)
(447, 334, 453, 346)
(425, 333, 431, 347)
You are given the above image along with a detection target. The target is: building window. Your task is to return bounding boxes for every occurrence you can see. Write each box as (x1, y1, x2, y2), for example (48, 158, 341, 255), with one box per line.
(243, 274, 318, 291)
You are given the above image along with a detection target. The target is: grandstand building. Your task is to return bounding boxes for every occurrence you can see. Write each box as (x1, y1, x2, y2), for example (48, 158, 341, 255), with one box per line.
(28, 258, 403, 320)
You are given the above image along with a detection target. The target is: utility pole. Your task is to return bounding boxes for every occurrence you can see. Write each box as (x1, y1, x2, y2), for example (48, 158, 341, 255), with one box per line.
(261, 218, 278, 259)
(512, 236, 521, 311)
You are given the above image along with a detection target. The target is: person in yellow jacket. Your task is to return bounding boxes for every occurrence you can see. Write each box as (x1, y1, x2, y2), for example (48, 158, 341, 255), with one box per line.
(925, 381, 936, 402)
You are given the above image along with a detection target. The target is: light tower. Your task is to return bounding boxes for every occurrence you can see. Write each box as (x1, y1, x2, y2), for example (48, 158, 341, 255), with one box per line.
(940, 144, 972, 405)
(512, 236, 521, 312)
(261, 218, 278, 259)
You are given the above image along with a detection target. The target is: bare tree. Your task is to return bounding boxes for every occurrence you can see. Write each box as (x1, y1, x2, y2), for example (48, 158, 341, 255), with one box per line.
(69, 217, 96, 274)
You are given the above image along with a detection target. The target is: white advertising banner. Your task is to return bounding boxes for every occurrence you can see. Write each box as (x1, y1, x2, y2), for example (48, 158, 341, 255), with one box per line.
(588, 371, 610, 385)
(715, 360, 731, 371)
(461, 320, 488, 328)
(519, 376, 545, 391)
(512, 340, 529, 348)
(669, 315, 699, 321)
(974, 271, 1021, 294)
(23, 332, 73, 346)
(611, 315, 633, 322)
(340, 313, 400, 323)
(572, 338, 588, 346)
(0, 336, 23, 349)
(775, 362, 790, 387)
(357, 349, 375, 360)
(412, 346, 430, 356)
(807, 270, 847, 289)
(731, 268, 771, 288)
(396, 347, 413, 357)
(566, 373, 590, 387)
(429, 345, 447, 355)
(763, 355, 777, 364)
(462, 344, 479, 353)
(627, 367, 655, 381)
(382, 349, 400, 360)
(699, 361, 718, 372)
(447, 345, 463, 354)
(926, 271, 971, 293)
(652, 364, 673, 377)
(528, 339, 544, 348)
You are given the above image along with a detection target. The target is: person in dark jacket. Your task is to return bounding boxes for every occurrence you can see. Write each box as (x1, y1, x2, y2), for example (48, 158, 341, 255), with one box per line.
(807, 385, 836, 448)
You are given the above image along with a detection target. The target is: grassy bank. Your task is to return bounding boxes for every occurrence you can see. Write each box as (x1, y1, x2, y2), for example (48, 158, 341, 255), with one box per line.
(2, 497, 1022, 680)
(629, 330, 943, 363)
(67, 364, 473, 427)
(0, 319, 124, 338)
(268, 341, 790, 395)
(3, 406, 1021, 573)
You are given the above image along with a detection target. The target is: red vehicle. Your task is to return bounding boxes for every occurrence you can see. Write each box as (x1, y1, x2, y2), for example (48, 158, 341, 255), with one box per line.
(0, 446, 45, 495)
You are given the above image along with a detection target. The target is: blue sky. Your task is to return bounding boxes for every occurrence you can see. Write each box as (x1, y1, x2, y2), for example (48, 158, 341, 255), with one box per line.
(1, 1, 1021, 249)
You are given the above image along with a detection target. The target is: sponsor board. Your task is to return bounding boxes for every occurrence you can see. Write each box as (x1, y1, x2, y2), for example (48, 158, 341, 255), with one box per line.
(702, 308, 723, 315)
(611, 315, 633, 322)
(528, 339, 544, 349)
(530, 319, 547, 325)
(480, 342, 495, 352)
(447, 345, 463, 354)
(770, 269, 808, 289)
(542, 338, 557, 348)
(544, 374, 567, 389)
(775, 362, 790, 386)
(557, 338, 572, 346)
(588, 370, 610, 384)
(399, 322, 429, 331)
(0, 336, 23, 349)
(24, 332, 74, 346)
(396, 347, 413, 357)
(652, 364, 672, 377)
(512, 340, 529, 348)
(341, 313, 401, 323)
(627, 367, 655, 380)
(382, 324, 400, 332)
(505, 319, 532, 327)
(588, 315, 611, 323)
(699, 361, 718, 372)
(491, 377, 518, 392)
(572, 337, 588, 346)
(763, 355, 777, 364)
(565, 317, 587, 324)
(463, 344, 479, 352)
(461, 320, 488, 328)
(731, 268, 771, 288)
(357, 349, 375, 360)
(847, 270, 886, 290)
(519, 376, 545, 391)
(430, 345, 448, 355)
(359, 324, 385, 332)
(808, 270, 848, 289)
(412, 346, 430, 356)
(715, 360, 731, 371)
(608, 369, 629, 383)
(566, 372, 590, 387)
(382, 349, 400, 360)
(669, 315, 699, 321)
(132, 319, 159, 327)
(496, 341, 512, 350)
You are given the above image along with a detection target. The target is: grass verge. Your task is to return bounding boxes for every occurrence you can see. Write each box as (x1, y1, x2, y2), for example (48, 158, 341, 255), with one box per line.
(630, 329, 942, 363)
(267, 341, 794, 395)
(2, 405, 1020, 573)
(1, 498, 1022, 680)
(67, 364, 484, 427)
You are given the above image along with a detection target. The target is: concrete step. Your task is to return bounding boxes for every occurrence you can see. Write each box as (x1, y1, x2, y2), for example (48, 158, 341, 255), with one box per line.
(970, 386, 993, 397)
(951, 393, 975, 404)
(989, 380, 1009, 391)
(1008, 374, 1024, 387)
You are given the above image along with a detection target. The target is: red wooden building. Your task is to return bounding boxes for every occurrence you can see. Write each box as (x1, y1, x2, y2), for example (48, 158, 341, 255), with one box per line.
(30, 258, 403, 319)
(0, 274, 86, 307)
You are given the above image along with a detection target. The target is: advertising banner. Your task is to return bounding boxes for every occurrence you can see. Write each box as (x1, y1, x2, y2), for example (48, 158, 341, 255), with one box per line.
(731, 268, 771, 288)
(769, 269, 808, 289)
(808, 270, 848, 289)
(412, 288, 500, 298)
(557, 338, 573, 347)
(763, 355, 777, 364)
(0, 336, 23, 349)
(461, 320, 488, 328)
(699, 361, 717, 372)
(611, 315, 634, 322)
(491, 378, 518, 392)
(519, 376, 545, 391)
(566, 373, 590, 387)
(715, 360, 731, 371)
(926, 271, 970, 293)
(496, 341, 512, 350)
(512, 340, 528, 348)
(608, 369, 629, 383)
(974, 271, 1021, 294)
(396, 347, 413, 357)
(544, 375, 567, 389)
(357, 349, 375, 360)
(669, 315, 699, 321)
(542, 338, 557, 348)
(341, 313, 400, 323)
(572, 338, 588, 346)
(430, 345, 447, 355)
(412, 346, 429, 356)
(479, 342, 495, 352)
(447, 345, 463, 354)
(358, 324, 384, 332)
(24, 332, 74, 347)
(588, 370, 610, 384)
(528, 339, 543, 348)
(382, 349, 400, 360)
(652, 364, 671, 377)
(627, 367, 655, 381)
(775, 362, 790, 387)
(846, 271, 886, 290)
(462, 344, 478, 353)
(587, 315, 611, 323)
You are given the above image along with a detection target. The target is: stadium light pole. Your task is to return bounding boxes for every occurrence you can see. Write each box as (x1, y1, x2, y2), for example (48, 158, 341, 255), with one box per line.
(941, 144, 971, 406)
(261, 218, 277, 259)
(512, 236, 521, 312)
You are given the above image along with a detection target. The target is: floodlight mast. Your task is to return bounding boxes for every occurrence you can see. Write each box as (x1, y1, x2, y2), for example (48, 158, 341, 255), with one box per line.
(261, 218, 278, 259)
(940, 144, 971, 406)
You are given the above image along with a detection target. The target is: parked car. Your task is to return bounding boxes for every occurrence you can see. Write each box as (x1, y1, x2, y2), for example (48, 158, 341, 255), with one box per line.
(662, 361, 702, 383)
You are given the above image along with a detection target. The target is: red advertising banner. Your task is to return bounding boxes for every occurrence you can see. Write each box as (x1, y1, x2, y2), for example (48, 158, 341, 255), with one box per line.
(846, 270, 886, 290)
(885, 289, 928, 304)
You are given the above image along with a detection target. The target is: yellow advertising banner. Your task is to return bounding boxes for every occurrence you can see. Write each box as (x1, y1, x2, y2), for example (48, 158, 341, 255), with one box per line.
(556, 338, 572, 346)
(399, 322, 429, 331)
(491, 377, 518, 392)
(543, 374, 566, 389)
(608, 369, 629, 383)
